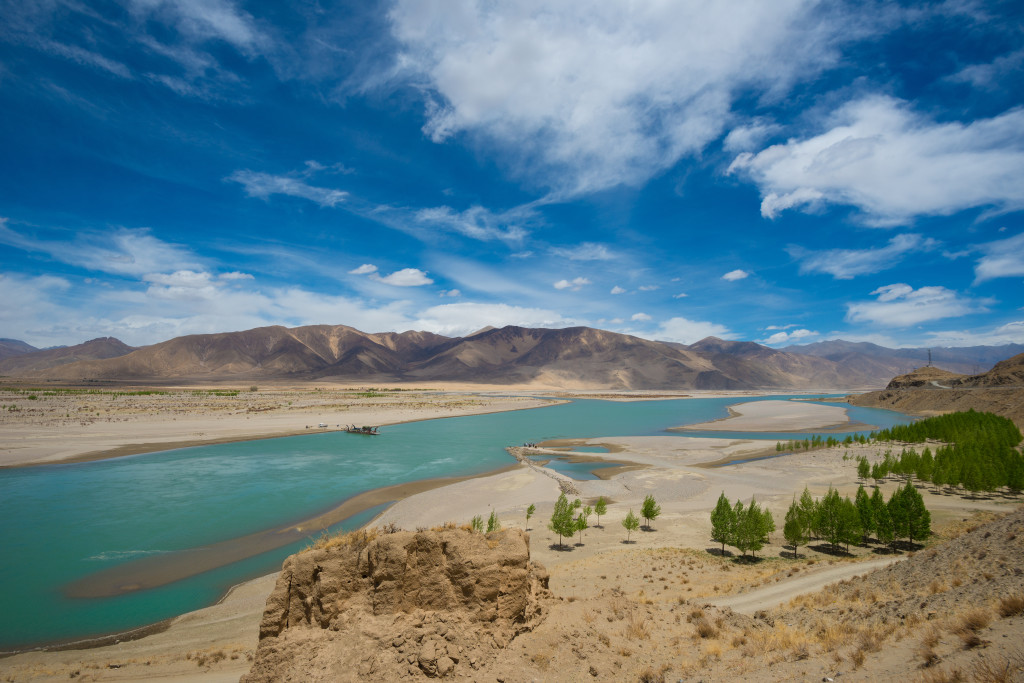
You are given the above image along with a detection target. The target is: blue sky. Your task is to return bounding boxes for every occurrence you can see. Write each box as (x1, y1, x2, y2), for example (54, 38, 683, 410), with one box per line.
(1, 0, 1022, 350)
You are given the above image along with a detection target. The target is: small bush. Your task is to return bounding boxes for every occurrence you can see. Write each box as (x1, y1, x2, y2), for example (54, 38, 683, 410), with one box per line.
(958, 608, 992, 633)
(693, 617, 718, 639)
(997, 595, 1024, 618)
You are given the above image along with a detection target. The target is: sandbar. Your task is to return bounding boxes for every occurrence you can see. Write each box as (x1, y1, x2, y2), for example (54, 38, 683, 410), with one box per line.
(673, 399, 855, 432)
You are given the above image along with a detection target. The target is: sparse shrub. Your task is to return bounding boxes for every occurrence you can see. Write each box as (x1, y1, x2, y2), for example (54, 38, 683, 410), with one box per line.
(971, 651, 1024, 683)
(470, 514, 484, 533)
(637, 667, 665, 683)
(919, 666, 965, 683)
(997, 595, 1024, 617)
(958, 608, 992, 633)
(626, 613, 651, 640)
(693, 617, 718, 639)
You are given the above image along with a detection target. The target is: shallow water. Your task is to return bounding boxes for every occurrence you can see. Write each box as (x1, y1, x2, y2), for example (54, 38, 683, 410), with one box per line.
(0, 395, 909, 650)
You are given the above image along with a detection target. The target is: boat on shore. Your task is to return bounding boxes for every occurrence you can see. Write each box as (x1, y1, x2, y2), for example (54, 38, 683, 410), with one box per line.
(344, 425, 380, 435)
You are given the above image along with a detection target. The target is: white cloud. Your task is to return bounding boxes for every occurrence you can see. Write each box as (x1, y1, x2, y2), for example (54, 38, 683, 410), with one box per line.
(722, 269, 749, 281)
(923, 321, 1024, 347)
(946, 49, 1024, 91)
(412, 302, 574, 337)
(788, 233, 939, 279)
(228, 169, 348, 207)
(638, 285, 659, 291)
(846, 283, 987, 327)
(610, 285, 626, 295)
(369, 268, 434, 287)
(553, 277, 591, 291)
(388, 0, 853, 195)
(414, 204, 532, 243)
(550, 242, 614, 261)
(672, 292, 688, 299)
(765, 324, 797, 331)
(348, 263, 379, 275)
(127, 0, 267, 54)
(654, 317, 732, 344)
(0, 223, 202, 278)
(762, 328, 817, 345)
(439, 289, 461, 298)
(722, 120, 782, 153)
(219, 271, 253, 281)
(729, 96, 1024, 224)
(631, 312, 652, 321)
(974, 232, 1024, 283)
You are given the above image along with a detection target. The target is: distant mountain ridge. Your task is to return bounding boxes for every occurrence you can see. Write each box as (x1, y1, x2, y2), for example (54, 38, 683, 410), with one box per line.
(786, 339, 1024, 377)
(1, 325, 1021, 390)
(0, 338, 38, 361)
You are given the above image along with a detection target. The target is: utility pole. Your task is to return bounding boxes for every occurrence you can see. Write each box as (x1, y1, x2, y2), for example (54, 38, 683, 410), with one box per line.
(927, 349, 932, 367)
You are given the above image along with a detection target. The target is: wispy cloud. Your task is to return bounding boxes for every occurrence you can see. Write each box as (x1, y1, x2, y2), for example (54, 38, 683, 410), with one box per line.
(369, 268, 433, 287)
(788, 234, 939, 279)
(227, 169, 348, 207)
(923, 320, 1024, 347)
(610, 286, 626, 295)
(413, 205, 532, 243)
(412, 302, 575, 337)
(846, 284, 987, 327)
(974, 232, 1024, 283)
(550, 242, 614, 261)
(730, 96, 1024, 225)
(553, 277, 591, 291)
(762, 328, 817, 345)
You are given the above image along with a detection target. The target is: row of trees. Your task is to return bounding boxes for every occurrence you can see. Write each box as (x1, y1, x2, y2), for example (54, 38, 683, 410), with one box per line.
(546, 494, 658, 547)
(861, 411, 1024, 494)
(776, 433, 870, 452)
(710, 493, 776, 558)
(783, 483, 930, 556)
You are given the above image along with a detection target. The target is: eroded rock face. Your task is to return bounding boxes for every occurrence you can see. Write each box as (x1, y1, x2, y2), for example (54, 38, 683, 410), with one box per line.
(243, 528, 549, 682)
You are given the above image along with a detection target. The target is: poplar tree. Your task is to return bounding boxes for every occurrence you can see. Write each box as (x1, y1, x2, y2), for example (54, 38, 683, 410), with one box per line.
(486, 509, 501, 533)
(525, 503, 536, 530)
(548, 493, 576, 549)
(594, 497, 607, 527)
(710, 492, 735, 555)
(855, 485, 874, 544)
(640, 494, 661, 530)
(783, 497, 808, 558)
(622, 509, 640, 542)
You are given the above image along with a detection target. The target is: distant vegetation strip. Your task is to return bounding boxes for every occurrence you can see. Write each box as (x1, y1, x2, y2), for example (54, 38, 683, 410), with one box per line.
(858, 410, 1024, 494)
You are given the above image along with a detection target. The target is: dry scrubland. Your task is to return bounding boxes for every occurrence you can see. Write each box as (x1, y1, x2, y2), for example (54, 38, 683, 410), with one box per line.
(3, 395, 1023, 682)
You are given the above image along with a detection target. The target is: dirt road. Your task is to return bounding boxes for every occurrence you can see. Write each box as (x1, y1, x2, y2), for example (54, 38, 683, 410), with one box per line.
(707, 555, 905, 614)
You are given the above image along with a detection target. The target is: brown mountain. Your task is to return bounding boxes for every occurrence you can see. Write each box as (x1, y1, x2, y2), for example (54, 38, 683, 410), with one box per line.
(0, 338, 38, 361)
(684, 337, 881, 389)
(16, 323, 1017, 391)
(0, 337, 135, 375)
(848, 353, 1024, 427)
(786, 339, 1023, 377)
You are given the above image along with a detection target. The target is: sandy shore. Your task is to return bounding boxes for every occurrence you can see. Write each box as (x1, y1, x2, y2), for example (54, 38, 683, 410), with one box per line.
(0, 385, 559, 467)
(6, 392, 1009, 681)
(674, 398, 854, 432)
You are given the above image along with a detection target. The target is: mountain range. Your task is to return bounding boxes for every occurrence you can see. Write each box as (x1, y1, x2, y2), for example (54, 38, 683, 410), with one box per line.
(2, 325, 1022, 390)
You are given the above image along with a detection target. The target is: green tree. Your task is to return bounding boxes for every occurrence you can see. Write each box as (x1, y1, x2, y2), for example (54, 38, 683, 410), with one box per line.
(903, 483, 931, 545)
(486, 509, 501, 533)
(783, 497, 808, 558)
(525, 503, 536, 530)
(594, 496, 608, 527)
(816, 488, 843, 549)
(870, 487, 894, 550)
(710, 492, 735, 555)
(470, 515, 484, 533)
(548, 493, 576, 549)
(857, 457, 870, 481)
(838, 496, 862, 553)
(798, 487, 818, 540)
(622, 509, 640, 542)
(640, 494, 661, 530)
(888, 485, 910, 544)
(582, 504, 593, 528)
(855, 485, 874, 544)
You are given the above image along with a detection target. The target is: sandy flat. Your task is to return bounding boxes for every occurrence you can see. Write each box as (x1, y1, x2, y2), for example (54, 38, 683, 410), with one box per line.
(676, 399, 850, 432)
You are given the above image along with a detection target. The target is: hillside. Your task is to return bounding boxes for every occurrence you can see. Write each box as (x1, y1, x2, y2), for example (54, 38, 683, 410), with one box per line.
(0, 338, 38, 361)
(0, 337, 135, 375)
(787, 339, 1024, 377)
(848, 353, 1024, 427)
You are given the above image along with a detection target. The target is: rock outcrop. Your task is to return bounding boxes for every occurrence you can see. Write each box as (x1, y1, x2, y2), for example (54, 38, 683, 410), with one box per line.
(242, 528, 549, 682)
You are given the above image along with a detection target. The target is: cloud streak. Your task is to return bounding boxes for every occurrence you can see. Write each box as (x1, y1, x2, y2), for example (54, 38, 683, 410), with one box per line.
(789, 234, 939, 279)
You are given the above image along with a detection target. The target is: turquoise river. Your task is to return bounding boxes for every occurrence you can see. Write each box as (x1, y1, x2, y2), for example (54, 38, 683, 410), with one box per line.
(0, 395, 911, 651)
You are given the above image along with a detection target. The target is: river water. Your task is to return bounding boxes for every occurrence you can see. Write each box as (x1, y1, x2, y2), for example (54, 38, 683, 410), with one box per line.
(0, 395, 908, 650)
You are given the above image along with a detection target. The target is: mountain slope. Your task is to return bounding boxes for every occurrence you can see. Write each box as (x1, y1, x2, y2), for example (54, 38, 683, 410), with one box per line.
(0, 338, 38, 361)
(0, 337, 134, 374)
(788, 339, 1024, 377)
(848, 353, 1024, 427)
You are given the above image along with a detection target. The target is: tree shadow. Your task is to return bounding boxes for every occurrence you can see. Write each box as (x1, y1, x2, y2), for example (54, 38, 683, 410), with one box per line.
(706, 547, 733, 557)
(548, 543, 575, 552)
(621, 539, 637, 544)
(808, 543, 853, 557)
(731, 555, 765, 565)
(641, 525, 656, 532)
(778, 544, 803, 560)
(871, 546, 900, 555)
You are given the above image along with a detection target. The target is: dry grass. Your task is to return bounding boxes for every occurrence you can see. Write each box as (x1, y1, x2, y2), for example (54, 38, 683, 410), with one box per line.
(957, 608, 993, 633)
(970, 650, 1024, 683)
(997, 595, 1024, 618)
(692, 617, 718, 639)
(307, 527, 379, 553)
(918, 665, 965, 682)
(625, 613, 651, 641)
(637, 666, 665, 683)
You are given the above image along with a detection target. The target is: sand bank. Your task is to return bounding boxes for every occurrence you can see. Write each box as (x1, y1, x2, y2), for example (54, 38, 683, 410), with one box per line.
(673, 398, 853, 432)
(0, 387, 559, 467)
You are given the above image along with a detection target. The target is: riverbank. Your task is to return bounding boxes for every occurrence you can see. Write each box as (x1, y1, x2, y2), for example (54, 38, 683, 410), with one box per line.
(672, 398, 864, 432)
(0, 385, 561, 467)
